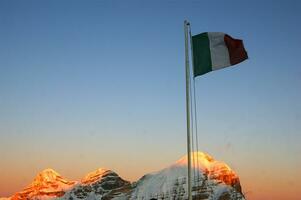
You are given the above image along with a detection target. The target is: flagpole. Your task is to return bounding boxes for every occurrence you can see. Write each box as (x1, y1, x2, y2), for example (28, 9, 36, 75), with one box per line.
(184, 20, 192, 200)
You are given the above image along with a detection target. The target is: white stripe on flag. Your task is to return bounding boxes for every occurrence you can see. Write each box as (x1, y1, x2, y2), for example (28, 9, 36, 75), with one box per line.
(208, 32, 231, 70)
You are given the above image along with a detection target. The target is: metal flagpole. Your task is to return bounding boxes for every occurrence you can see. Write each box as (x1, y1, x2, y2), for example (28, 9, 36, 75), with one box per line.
(184, 20, 192, 200)
(189, 23, 200, 186)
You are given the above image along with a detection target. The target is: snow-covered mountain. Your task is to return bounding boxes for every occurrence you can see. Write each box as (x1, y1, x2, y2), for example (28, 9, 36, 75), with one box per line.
(10, 168, 76, 200)
(3, 152, 244, 200)
(130, 152, 244, 200)
(60, 168, 131, 200)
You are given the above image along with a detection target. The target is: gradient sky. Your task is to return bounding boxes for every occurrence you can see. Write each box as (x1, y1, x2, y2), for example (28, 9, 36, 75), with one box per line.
(1, 0, 301, 199)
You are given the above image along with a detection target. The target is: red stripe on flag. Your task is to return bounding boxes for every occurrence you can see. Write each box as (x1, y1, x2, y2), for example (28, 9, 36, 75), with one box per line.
(224, 34, 248, 65)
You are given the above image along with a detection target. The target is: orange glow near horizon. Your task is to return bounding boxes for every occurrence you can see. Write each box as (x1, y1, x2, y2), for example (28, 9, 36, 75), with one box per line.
(1, 151, 301, 200)
(6, 152, 242, 199)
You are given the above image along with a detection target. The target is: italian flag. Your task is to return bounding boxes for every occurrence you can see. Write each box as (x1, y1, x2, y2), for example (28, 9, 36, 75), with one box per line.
(192, 32, 248, 77)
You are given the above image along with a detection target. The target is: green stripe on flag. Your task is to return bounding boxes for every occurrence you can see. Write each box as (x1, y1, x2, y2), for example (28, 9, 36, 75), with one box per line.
(192, 32, 212, 77)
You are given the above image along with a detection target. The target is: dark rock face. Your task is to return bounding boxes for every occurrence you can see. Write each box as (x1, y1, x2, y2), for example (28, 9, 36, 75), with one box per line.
(62, 169, 132, 199)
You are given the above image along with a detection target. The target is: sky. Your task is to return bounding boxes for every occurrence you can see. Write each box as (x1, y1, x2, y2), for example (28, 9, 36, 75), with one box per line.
(0, 0, 301, 199)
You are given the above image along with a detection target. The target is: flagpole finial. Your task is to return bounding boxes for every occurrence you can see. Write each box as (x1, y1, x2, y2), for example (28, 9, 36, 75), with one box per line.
(184, 20, 190, 26)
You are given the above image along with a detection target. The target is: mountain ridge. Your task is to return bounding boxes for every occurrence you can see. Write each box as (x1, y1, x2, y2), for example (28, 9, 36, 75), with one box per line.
(3, 151, 244, 200)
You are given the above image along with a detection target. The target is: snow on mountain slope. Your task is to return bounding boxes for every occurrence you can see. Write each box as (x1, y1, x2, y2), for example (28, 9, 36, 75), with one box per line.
(176, 152, 241, 188)
(58, 168, 131, 200)
(130, 152, 244, 200)
(10, 169, 76, 200)
(81, 168, 110, 184)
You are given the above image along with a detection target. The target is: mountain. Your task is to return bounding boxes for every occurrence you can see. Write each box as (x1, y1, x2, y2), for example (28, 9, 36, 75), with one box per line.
(60, 168, 131, 200)
(130, 152, 244, 200)
(3, 152, 244, 200)
(10, 168, 76, 200)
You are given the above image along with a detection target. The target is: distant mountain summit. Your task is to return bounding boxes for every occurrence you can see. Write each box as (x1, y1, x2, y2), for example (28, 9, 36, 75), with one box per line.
(10, 168, 76, 200)
(81, 168, 110, 184)
(176, 152, 241, 189)
(4, 152, 244, 200)
(62, 168, 131, 199)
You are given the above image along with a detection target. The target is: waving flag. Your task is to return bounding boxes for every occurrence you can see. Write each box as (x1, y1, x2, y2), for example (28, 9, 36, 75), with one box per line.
(192, 32, 248, 77)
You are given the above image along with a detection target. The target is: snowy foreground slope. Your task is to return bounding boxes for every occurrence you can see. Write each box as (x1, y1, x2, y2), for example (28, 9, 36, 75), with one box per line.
(4, 152, 245, 200)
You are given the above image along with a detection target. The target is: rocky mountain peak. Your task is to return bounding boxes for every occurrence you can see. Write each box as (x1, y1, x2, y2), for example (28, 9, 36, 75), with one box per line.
(81, 168, 112, 184)
(32, 168, 65, 184)
(62, 168, 131, 199)
(10, 168, 75, 200)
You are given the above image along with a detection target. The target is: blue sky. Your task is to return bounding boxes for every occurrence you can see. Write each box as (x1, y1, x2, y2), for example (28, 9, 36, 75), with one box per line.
(0, 1, 301, 199)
